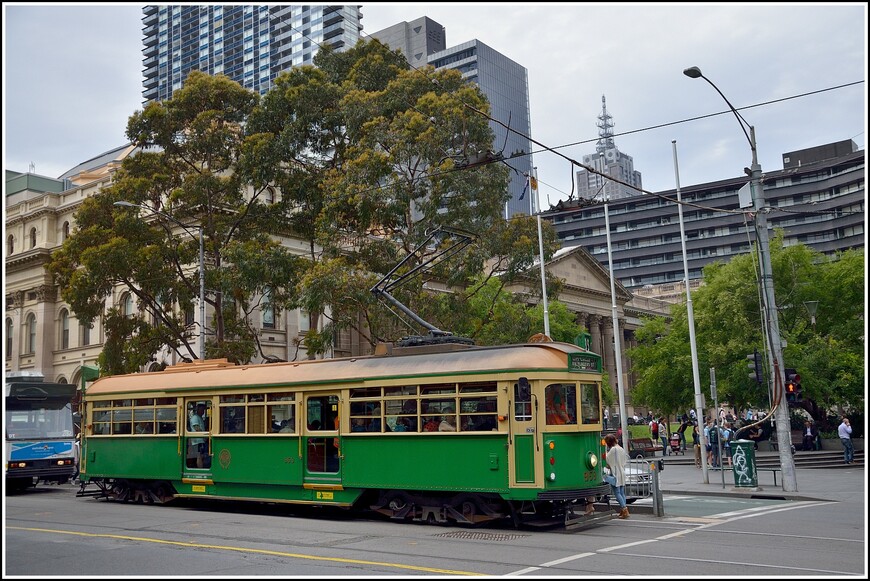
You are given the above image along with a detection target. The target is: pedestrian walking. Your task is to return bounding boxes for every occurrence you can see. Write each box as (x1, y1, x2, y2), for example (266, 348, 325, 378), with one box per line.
(838, 417, 854, 464)
(603, 408, 610, 430)
(603, 433, 630, 519)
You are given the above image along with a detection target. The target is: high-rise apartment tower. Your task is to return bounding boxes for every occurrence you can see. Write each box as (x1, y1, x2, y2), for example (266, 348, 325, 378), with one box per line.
(142, 5, 362, 104)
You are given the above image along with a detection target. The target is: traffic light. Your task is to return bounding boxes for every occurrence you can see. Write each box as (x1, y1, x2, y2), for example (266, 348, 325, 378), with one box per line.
(785, 368, 802, 405)
(747, 350, 763, 384)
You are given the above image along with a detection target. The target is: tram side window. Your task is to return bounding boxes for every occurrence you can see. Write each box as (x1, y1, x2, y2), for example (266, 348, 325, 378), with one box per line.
(459, 382, 498, 431)
(514, 378, 532, 422)
(580, 383, 601, 425)
(349, 387, 381, 432)
(92, 398, 179, 435)
(134, 403, 155, 434)
(545, 383, 577, 426)
(112, 400, 133, 434)
(268, 392, 295, 433)
(156, 399, 177, 433)
(92, 401, 111, 434)
(307, 395, 338, 431)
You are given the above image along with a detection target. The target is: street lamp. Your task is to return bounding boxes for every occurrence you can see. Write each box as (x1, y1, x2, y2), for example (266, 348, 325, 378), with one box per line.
(683, 66, 797, 492)
(114, 201, 206, 360)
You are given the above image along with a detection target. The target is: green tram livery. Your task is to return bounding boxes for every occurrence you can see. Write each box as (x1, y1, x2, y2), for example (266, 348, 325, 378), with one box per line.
(78, 340, 612, 527)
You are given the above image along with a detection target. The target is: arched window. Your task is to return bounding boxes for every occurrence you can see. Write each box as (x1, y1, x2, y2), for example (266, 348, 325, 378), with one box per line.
(30, 227, 37, 249)
(60, 310, 70, 349)
(7, 235, 13, 256)
(25, 313, 37, 354)
(122, 293, 134, 317)
(62, 221, 71, 242)
(5, 318, 13, 358)
(265, 187, 276, 204)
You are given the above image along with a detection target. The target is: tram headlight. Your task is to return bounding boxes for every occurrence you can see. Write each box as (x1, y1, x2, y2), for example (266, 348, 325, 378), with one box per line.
(585, 452, 599, 469)
(549, 472, 556, 481)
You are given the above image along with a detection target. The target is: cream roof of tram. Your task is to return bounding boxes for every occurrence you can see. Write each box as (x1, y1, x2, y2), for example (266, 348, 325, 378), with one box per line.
(85, 342, 592, 396)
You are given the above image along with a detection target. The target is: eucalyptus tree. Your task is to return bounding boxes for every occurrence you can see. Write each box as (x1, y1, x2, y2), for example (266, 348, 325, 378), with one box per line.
(627, 234, 864, 424)
(247, 39, 557, 350)
(49, 71, 306, 373)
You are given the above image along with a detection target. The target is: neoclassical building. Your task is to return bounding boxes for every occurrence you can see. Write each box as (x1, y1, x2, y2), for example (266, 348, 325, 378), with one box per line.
(5, 146, 671, 417)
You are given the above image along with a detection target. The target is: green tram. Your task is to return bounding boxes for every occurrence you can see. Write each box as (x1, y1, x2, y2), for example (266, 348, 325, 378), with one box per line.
(78, 340, 611, 527)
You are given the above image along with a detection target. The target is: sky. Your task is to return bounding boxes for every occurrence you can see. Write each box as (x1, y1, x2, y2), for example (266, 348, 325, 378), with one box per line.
(3, 2, 867, 208)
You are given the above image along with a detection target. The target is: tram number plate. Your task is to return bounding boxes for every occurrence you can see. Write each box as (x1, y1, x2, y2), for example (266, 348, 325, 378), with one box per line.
(315, 491, 334, 500)
(192, 485, 207, 492)
(583, 471, 598, 482)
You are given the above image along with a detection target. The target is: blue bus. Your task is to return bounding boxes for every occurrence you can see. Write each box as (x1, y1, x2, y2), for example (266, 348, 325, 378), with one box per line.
(5, 373, 77, 492)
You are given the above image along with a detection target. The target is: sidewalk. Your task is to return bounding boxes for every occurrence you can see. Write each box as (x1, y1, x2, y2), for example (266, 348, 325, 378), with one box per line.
(655, 456, 864, 503)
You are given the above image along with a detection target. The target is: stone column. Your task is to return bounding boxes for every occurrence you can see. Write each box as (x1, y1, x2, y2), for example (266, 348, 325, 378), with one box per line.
(602, 317, 615, 388)
(588, 314, 602, 358)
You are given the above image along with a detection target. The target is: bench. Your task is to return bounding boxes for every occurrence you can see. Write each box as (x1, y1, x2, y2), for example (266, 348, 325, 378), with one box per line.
(756, 467, 782, 487)
(709, 465, 781, 487)
(628, 438, 663, 458)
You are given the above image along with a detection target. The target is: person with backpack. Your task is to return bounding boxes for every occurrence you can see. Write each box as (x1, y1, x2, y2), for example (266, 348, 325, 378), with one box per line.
(649, 417, 660, 454)
(707, 418, 720, 467)
(721, 422, 734, 467)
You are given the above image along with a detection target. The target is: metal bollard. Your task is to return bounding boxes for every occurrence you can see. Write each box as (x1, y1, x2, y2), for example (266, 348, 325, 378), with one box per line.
(650, 459, 665, 517)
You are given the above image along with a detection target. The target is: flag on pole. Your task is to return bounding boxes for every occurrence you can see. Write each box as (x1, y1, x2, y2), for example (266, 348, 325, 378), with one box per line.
(519, 174, 529, 200)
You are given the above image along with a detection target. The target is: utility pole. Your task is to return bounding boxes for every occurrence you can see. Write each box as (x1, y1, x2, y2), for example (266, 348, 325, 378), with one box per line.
(684, 66, 797, 491)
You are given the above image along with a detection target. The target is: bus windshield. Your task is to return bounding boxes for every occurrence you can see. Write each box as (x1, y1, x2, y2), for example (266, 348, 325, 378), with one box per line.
(5, 403, 74, 440)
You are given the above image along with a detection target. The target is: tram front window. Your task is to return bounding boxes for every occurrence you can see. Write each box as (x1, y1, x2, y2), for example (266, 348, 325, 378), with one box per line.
(545, 384, 577, 426)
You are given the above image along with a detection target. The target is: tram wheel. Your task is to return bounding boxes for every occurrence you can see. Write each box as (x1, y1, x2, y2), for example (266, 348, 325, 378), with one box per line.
(388, 495, 408, 512)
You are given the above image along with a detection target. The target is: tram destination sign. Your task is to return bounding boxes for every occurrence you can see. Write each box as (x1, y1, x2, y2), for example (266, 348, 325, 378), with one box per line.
(569, 353, 601, 372)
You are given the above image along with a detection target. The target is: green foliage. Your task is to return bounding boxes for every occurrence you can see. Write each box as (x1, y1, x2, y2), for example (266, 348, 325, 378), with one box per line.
(629, 236, 864, 420)
(48, 38, 573, 372)
(49, 71, 304, 372)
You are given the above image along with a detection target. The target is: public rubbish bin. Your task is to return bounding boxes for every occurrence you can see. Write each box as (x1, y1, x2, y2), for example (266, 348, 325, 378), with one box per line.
(731, 439, 757, 487)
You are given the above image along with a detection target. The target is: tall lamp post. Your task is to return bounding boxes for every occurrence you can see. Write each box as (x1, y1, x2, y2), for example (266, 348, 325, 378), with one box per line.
(531, 166, 551, 337)
(671, 140, 709, 483)
(114, 201, 206, 361)
(683, 66, 797, 492)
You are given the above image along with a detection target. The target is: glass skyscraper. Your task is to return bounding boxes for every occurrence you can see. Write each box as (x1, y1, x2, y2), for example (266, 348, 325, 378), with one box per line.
(371, 18, 533, 219)
(142, 5, 362, 104)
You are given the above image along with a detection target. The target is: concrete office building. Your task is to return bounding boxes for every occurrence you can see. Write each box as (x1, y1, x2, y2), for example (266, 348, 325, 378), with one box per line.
(547, 140, 865, 295)
(369, 17, 533, 219)
(574, 96, 643, 202)
(142, 4, 362, 104)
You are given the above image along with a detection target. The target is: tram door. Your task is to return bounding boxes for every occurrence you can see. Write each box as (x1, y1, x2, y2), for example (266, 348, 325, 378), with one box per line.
(184, 399, 213, 472)
(304, 394, 341, 485)
(509, 377, 542, 488)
